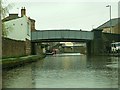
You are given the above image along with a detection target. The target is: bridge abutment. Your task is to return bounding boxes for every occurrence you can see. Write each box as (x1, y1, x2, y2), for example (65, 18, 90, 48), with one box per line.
(86, 41, 92, 55)
(91, 29, 104, 55)
(31, 42, 43, 55)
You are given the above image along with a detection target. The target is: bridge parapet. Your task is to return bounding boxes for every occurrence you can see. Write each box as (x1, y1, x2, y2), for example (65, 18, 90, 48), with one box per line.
(31, 30, 94, 42)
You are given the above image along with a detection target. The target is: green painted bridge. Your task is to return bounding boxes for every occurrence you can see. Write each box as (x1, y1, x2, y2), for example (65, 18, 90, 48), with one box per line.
(31, 29, 120, 55)
(31, 30, 94, 42)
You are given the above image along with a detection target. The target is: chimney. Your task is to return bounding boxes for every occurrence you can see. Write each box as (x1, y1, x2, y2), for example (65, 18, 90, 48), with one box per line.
(21, 7, 26, 17)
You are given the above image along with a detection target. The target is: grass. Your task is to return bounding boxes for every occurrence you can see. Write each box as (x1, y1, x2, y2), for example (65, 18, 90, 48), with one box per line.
(2, 55, 27, 59)
(2, 54, 46, 69)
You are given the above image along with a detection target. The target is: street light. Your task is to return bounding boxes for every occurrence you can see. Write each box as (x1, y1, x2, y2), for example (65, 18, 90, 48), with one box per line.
(106, 5, 112, 33)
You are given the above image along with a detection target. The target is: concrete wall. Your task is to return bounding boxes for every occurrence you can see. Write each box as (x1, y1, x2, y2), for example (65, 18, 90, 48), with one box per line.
(3, 16, 31, 41)
(91, 29, 104, 55)
(86, 41, 92, 55)
(2, 37, 31, 58)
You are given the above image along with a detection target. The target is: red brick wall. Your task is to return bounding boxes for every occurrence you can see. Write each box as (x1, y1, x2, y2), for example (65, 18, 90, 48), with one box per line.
(2, 37, 26, 58)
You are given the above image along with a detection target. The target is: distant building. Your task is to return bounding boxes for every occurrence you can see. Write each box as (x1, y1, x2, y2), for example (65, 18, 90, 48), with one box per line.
(60, 42, 86, 54)
(64, 42, 73, 46)
(60, 42, 86, 47)
(97, 18, 120, 34)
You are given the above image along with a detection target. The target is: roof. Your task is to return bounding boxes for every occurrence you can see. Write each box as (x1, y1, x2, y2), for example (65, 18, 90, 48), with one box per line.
(97, 18, 120, 29)
(29, 18, 35, 22)
(2, 14, 36, 23)
(2, 14, 21, 22)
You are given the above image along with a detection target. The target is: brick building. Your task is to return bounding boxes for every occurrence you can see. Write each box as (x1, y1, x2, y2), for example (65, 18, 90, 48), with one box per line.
(97, 18, 120, 34)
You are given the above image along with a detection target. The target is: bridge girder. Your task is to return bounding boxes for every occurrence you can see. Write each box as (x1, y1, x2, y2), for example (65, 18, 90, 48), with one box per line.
(31, 30, 94, 42)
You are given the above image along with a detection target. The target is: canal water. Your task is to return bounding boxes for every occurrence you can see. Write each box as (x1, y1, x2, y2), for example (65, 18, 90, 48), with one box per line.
(2, 53, 118, 88)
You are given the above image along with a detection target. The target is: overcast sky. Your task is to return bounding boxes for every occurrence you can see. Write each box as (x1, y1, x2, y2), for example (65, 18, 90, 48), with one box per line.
(7, 0, 119, 31)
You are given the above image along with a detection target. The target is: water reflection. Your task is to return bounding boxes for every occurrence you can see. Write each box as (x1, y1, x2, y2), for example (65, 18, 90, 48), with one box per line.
(2, 54, 118, 88)
(3, 65, 34, 88)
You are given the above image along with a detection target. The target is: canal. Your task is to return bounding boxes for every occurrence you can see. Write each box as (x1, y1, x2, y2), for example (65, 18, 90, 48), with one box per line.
(2, 53, 118, 88)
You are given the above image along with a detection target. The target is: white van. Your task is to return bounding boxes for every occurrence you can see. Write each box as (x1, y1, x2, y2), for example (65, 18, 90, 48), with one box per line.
(111, 42, 120, 53)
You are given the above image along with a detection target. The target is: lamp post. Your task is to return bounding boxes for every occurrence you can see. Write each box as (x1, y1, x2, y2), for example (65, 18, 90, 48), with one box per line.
(106, 5, 112, 33)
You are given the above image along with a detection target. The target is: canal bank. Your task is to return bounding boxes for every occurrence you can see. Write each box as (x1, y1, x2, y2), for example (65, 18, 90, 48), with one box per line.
(2, 54, 46, 69)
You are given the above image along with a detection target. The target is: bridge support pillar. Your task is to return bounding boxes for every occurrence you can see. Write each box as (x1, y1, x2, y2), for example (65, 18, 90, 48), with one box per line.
(86, 41, 92, 55)
(91, 29, 104, 55)
(31, 42, 43, 55)
(31, 42, 35, 55)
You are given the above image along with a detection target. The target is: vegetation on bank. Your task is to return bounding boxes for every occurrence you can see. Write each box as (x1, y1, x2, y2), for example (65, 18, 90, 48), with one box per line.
(2, 54, 46, 69)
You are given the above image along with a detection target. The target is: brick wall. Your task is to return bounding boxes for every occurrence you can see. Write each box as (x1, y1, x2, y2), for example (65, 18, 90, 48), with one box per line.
(2, 37, 29, 58)
(113, 23, 120, 34)
(25, 39, 31, 55)
(102, 23, 120, 34)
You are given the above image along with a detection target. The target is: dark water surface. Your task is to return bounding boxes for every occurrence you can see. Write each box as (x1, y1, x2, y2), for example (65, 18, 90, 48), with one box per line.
(2, 54, 118, 88)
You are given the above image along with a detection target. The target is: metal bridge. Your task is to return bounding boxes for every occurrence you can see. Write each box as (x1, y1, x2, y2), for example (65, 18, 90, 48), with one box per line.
(31, 30, 94, 42)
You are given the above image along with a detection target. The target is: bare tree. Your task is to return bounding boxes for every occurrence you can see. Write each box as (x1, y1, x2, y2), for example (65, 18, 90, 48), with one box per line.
(1, 0, 13, 36)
